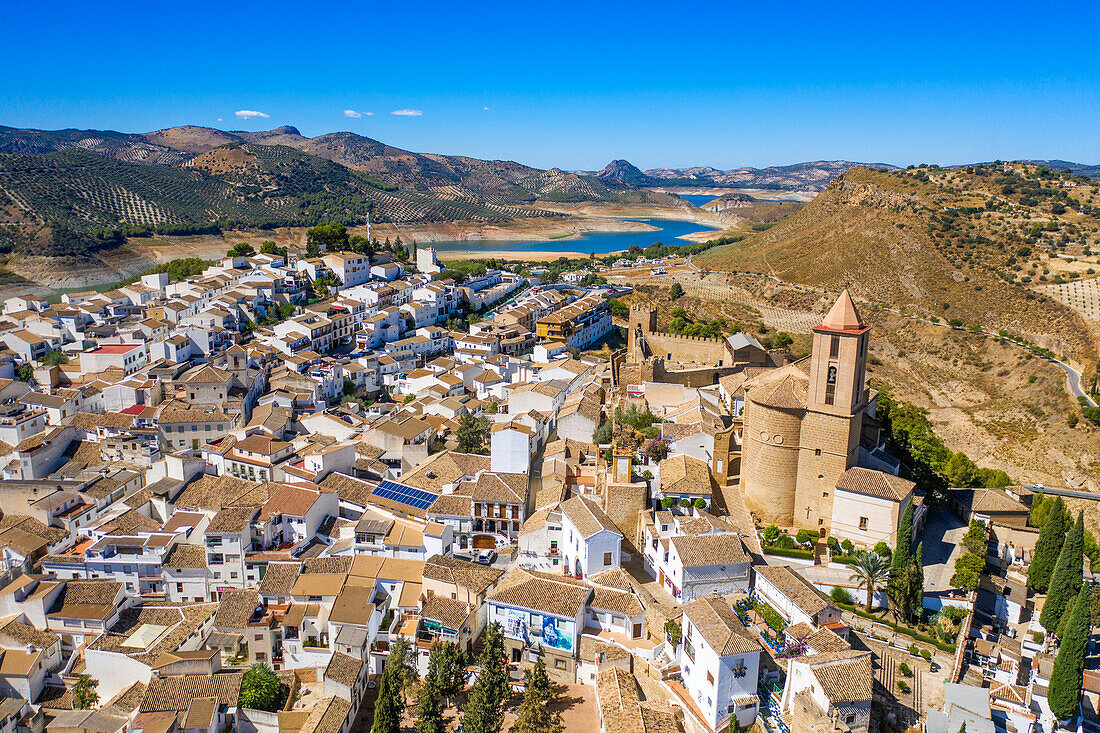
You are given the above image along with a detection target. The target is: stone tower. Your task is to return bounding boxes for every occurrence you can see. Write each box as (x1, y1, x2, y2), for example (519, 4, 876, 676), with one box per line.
(628, 305, 657, 356)
(793, 289, 871, 532)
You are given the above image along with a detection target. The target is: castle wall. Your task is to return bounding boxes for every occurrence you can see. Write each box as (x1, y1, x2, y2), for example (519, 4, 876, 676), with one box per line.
(644, 333, 729, 366)
(740, 398, 803, 525)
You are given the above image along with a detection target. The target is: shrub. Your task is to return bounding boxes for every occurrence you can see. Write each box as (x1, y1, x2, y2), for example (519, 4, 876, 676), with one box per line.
(841, 539, 854, 553)
(920, 649, 932, 661)
(659, 497, 674, 510)
(873, 541, 891, 558)
(796, 529, 817, 545)
(897, 680, 910, 694)
(762, 545, 815, 560)
(830, 587, 854, 605)
(693, 498, 707, 510)
(679, 498, 691, 508)
(899, 662, 912, 677)
(763, 525, 781, 543)
(776, 535, 798, 550)
(909, 644, 920, 656)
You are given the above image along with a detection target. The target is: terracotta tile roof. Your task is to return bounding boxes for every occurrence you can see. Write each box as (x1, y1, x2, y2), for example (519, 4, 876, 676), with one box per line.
(747, 372, 808, 410)
(670, 533, 749, 567)
(423, 554, 503, 595)
(755, 565, 835, 618)
(324, 652, 363, 688)
(318, 472, 375, 507)
(835, 467, 914, 502)
(659, 455, 712, 496)
(561, 495, 621, 539)
(420, 596, 471, 632)
(683, 595, 759, 656)
(0, 616, 60, 649)
(259, 485, 322, 520)
(161, 543, 207, 570)
(401, 451, 491, 492)
(802, 651, 873, 704)
(89, 603, 218, 666)
(207, 505, 258, 534)
(328, 585, 375, 627)
(140, 672, 244, 712)
(183, 697, 218, 729)
(214, 589, 260, 629)
(487, 568, 590, 618)
(589, 568, 634, 591)
(427, 493, 473, 516)
(300, 696, 351, 733)
(589, 586, 644, 617)
(258, 562, 301, 596)
(302, 557, 351, 575)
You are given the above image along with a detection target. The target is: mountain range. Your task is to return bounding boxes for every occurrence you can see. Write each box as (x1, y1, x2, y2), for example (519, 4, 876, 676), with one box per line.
(593, 159, 901, 192)
(0, 124, 686, 257)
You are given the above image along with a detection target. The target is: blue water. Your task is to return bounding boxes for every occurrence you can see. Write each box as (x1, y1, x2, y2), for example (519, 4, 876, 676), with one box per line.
(429, 218, 720, 257)
(678, 194, 717, 207)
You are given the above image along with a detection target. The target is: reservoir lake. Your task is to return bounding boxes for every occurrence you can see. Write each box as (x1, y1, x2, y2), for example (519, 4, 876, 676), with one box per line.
(429, 217, 720, 257)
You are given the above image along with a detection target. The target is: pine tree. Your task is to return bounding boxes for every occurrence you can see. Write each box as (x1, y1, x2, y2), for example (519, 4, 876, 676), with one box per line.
(894, 500, 914, 568)
(512, 660, 562, 733)
(1047, 584, 1091, 720)
(1028, 496, 1066, 592)
(462, 623, 509, 733)
(1040, 512, 1084, 634)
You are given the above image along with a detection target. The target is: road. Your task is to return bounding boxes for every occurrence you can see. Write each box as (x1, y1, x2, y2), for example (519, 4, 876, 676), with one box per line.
(679, 258, 1097, 407)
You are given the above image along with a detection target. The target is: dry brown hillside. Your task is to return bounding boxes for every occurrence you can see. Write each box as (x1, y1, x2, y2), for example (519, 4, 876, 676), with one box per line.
(696, 165, 1100, 368)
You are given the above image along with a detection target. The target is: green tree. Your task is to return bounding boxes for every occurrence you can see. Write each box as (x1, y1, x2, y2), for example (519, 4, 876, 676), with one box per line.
(15, 364, 34, 384)
(260, 240, 288, 257)
(773, 331, 794, 348)
(1048, 584, 1091, 720)
(73, 674, 99, 709)
(950, 553, 985, 592)
(415, 685, 445, 733)
(892, 544, 925, 622)
(238, 663, 280, 711)
(669, 282, 684, 299)
(456, 414, 491, 455)
(306, 223, 350, 252)
(425, 641, 466, 706)
(592, 421, 613, 444)
(40, 349, 68, 366)
(1040, 512, 1084, 635)
(849, 551, 890, 612)
(1029, 497, 1067, 592)
(512, 660, 562, 733)
(462, 623, 508, 733)
(372, 664, 402, 733)
(227, 242, 256, 258)
(889, 500, 915, 600)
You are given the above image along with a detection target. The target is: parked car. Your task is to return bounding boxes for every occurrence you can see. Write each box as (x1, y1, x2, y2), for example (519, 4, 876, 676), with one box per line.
(477, 549, 498, 565)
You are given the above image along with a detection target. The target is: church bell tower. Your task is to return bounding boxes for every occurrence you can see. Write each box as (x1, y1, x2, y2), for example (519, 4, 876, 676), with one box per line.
(794, 289, 872, 532)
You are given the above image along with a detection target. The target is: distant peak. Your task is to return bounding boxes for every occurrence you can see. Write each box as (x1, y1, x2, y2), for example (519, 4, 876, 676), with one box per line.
(596, 159, 652, 186)
(267, 125, 301, 136)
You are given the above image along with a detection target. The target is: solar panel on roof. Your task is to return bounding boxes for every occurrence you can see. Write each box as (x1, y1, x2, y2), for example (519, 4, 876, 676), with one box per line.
(372, 480, 438, 510)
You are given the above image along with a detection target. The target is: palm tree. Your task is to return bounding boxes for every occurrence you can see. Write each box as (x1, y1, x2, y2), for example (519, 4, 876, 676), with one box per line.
(849, 550, 890, 613)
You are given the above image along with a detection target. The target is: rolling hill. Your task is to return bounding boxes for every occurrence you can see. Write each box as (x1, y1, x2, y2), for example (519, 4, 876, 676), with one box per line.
(0, 125, 686, 257)
(643, 160, 899, 191)
(696, 163, 1100, 366)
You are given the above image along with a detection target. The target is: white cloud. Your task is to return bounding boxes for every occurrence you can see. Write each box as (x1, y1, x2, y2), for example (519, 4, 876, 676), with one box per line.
(484, 106, 490, 111)
(235, 110, 270, 120)
(391, 109, 423, 116)
(216, 117, 223, 122)
(344, 109, 362, 118)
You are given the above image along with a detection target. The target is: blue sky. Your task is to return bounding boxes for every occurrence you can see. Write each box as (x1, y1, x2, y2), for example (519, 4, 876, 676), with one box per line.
(4, 0, 1099, 170)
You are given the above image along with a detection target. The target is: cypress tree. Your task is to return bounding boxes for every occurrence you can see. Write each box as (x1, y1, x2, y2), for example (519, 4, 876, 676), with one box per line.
(1028, 497, 1066, 592)
(372, 665, 402, 733)
(1047, 584, 1091, 720)
(894, 500, 914, 568)
(512, 660, 562, 733)
(415, 686, 445, 733)
(888, 501, 915, 614)
(1040, 512, 1084, 634)
(462, 623, 509, 733)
